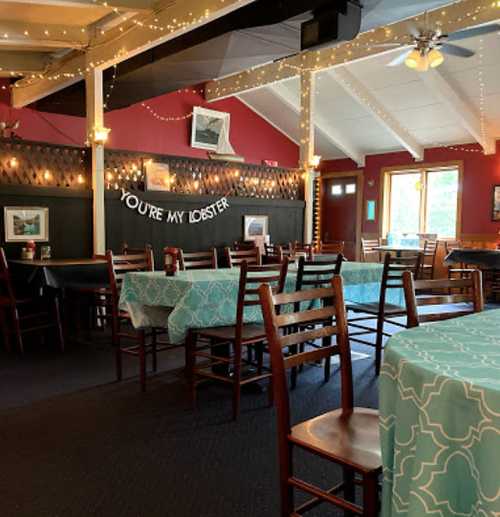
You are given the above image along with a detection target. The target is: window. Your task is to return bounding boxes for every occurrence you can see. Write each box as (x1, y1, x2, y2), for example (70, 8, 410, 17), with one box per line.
(383, 164, 461, 239)
(345, 183, 356, 194)
(331, 185, 343, 196)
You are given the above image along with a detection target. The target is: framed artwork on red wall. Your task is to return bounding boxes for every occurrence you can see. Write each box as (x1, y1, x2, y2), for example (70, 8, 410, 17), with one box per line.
(492, 185, 500, 221)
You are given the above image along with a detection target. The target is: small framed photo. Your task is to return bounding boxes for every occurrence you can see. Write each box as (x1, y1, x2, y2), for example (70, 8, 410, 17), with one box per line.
(145, 160, 172, 192)
(244, 215, 269, 241)
(4, 206, 49, 242)
(191, 106, 230, 151)
(366, 200, 377, 222)
(493, 185, 500, 221)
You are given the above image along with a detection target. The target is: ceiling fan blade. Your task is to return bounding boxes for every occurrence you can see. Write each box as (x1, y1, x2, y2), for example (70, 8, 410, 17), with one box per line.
(406, 22, 422, 39)
(447, 24, 500, 41)
(370, 43, 402, 48)
(387, 49, 412, 67)
(441, 43, 475, 58)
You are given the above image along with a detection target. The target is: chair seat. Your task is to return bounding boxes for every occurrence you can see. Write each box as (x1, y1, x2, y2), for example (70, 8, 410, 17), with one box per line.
(0, 295, 39, 307)
(346, 301, 405, 315)
(195, 324, 266, 343)
(290, 407, 382, 473)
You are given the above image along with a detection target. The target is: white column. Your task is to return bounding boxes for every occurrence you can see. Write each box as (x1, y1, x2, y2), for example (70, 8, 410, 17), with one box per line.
(299, 70, 315, 245)
(85, 68, 106, 256)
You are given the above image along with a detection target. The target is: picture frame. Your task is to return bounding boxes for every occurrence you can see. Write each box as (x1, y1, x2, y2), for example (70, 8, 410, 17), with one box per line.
(244, 215, 269, 241)
(366, 200, 377, 222)
(191, 106, 230, 151)
(145, 160, 172, 192)
(492, 185, 500, 221)
(4, 206, 49, 242)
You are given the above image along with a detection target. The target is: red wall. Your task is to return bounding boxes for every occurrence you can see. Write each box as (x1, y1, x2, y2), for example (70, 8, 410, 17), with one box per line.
(320, 142, 500, 237)
(0, 81, 299, 168)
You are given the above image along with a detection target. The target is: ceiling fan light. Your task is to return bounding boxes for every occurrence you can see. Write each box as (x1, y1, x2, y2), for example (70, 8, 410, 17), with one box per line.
(416, 53, 430, 72)
(405, 49, 420, 69)
(428, 48, 444, 68)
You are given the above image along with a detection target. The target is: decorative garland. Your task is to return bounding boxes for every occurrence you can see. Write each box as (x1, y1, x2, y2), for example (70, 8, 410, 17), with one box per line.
(120, 189, 230, 224)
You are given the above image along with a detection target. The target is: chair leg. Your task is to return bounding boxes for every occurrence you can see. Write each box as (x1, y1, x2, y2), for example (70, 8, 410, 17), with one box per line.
(374, 315, 384, 376)
(323, 335, 331, 383)
(290, 345, 298, 390)
(362, 472, 379, 517)
(280, 442, 294, 517)
(113, 315, 122, 382)
(138, 330, 146, 392)
(11, 307, 24, 353)
(186, 330, 197, 409)
(232, 341, 242, 421)
(53, 295, 65, 352)
(0, 308, 11, 353)
(151, 329, 157, 373)
(343, 468, 355, 517)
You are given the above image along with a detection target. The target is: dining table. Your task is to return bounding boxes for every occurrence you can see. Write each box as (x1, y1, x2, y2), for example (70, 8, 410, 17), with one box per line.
(445, 248, 500, 269)
(119, 262, 405, 344)
(379, 309, 500, 517)
(9, 258, 108, 290)
(374, 245, 423, 258)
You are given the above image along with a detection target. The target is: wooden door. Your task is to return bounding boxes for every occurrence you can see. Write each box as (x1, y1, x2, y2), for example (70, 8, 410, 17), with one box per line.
(321, 174, 360, 260)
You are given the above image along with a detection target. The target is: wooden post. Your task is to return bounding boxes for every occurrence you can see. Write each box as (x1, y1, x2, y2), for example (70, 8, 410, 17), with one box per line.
(300, 70, 315, 245)
(85, 68, 106, 256)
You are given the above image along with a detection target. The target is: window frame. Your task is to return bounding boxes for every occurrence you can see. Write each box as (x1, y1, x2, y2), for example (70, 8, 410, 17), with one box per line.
(380, 161, 463, 239)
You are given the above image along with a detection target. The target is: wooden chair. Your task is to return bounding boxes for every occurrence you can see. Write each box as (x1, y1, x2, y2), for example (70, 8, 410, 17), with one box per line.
(233, 241, 257, 251)
(318, 241, 345, 255)
(403, 269, 484, 328)
(445, 240, 474, 280)
(291, 253, 345, 387)
(291, 241, 314, 260)
(225, 247, 261, 267)
(347, 252, 423, 375)
(187, 260, 288, 420)
(264, 244, 284, 264)
(123, 243, 155, 269)
(420, 239, 439, 279)
(259, 277, 381, 517)
(179, 248, 217, 270)
(107, 249, 174, 391)
(361, 238, 382, 263)
(0, 248, 64, 353)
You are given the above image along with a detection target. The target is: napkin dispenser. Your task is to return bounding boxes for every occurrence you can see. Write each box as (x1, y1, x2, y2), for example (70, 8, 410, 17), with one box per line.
(164, 247, 179, 276)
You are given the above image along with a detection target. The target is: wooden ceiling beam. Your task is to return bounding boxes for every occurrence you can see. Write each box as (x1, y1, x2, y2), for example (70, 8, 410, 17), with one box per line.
(0, 51, 50, 75)
(205, 0, 500, 101)
(11, 0, 257, 107)
(328, 66, 424, 160)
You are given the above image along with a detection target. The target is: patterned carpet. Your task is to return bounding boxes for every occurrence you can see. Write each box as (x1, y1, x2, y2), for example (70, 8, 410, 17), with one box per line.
(0, 345, 378, 517)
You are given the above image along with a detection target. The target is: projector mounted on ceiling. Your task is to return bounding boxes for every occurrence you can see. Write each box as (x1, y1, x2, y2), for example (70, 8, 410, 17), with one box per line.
(301, 0, 362, 51)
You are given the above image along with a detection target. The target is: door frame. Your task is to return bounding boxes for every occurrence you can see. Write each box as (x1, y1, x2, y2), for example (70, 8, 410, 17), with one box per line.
(319, 170, 364, 261)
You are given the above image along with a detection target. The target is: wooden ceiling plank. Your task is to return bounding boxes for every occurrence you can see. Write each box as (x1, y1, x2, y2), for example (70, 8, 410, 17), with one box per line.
(205, 0, 500, 101)
(328, 66, 424, 160)
(0, 51, 49, 73)
(11, 0, 257, 107)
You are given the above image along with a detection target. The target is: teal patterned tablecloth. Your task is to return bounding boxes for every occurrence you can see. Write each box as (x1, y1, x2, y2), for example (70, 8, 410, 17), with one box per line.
(119, 262, 402, 344)
(380, 309, 500, 517)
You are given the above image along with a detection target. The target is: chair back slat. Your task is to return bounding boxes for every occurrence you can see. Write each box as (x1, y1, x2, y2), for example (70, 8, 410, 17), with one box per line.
(296, 254, 344, 292)
(361, 238, 382, 262)
(318, 241, 345, 254)
(291, 241, 314, 260)
(264, 244, 284, 264)
(258, 276, 354, 436)
(179, 249, 217, 270)
(379, 252, 422, 305)
(225, 247, 261, 268)
(403, 269, 484, 328)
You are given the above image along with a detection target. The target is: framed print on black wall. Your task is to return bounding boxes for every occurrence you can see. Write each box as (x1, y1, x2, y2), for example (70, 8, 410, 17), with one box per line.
(4, 206, 49, 242)
(244, 215, 269, 241)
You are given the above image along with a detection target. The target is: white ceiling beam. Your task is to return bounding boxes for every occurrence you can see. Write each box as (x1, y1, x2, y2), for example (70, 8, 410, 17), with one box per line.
(0, 0, 153, 12)
(0, 51, 49, 74)
(0, 20, 88, 50)
(420, 67, 496, 155)
(12, 0, 257, 107)
(328, 66, 424, 161)
(205, 0, 500, 101)
(271, 81, 366, 167)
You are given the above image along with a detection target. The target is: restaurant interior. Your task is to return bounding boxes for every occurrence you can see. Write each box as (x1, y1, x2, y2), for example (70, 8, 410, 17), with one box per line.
(1, 0, 500, 516)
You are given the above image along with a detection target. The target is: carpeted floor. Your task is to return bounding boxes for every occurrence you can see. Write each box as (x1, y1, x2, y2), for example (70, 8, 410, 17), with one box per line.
(0, 332, 378, 517)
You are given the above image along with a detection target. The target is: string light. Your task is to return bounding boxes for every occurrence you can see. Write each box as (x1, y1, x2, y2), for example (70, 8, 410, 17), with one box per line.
(140, 102, 193, 122)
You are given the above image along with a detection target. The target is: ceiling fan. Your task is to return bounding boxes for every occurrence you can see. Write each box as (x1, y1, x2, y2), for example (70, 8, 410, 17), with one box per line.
(385, 17, 500, 72)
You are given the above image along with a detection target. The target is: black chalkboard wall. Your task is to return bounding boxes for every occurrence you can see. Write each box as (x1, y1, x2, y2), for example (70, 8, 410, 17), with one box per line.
(0, 186, 304, 262)
(106, 190, 304, 266)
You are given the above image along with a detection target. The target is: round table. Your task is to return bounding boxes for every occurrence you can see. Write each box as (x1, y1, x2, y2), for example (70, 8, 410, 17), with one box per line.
(445, 248, 500, 269)
(379, 310, 500, 517)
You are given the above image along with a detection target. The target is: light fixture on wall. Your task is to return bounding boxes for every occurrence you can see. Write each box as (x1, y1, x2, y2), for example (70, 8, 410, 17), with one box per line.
(309, 155, 322, 169)
(8, 156, 18, 168)
(91, 126, 111, 145)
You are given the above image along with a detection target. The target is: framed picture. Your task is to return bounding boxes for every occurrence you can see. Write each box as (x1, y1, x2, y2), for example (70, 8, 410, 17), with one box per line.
(366, 200, 377, 222)
(145, 160, 172, 192)
(493, 185, 500, 221)
(191, 107, 230, 151)
(4, 206, 49, 242)
(244, 215, 269, 241)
